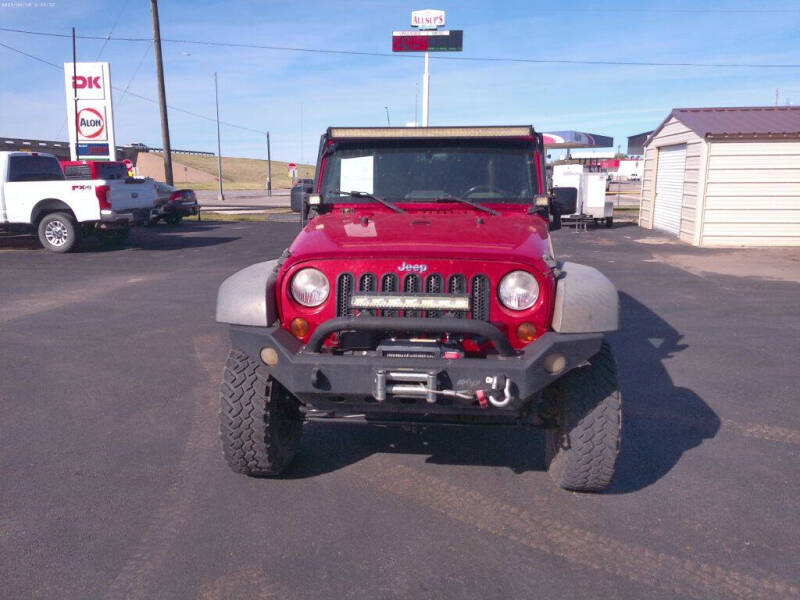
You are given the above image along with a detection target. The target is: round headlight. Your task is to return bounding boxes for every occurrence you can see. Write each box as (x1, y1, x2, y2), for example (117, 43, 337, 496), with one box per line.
(290, 268, 330, 307)
(498, 270, 539, 310)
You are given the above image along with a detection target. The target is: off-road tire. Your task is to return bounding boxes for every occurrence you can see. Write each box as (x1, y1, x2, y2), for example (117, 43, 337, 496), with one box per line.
(544, 341, 621, 492)
(219, 349, 303, 476)
(165, 214, 182, 225)
(37, 212, 79, 253)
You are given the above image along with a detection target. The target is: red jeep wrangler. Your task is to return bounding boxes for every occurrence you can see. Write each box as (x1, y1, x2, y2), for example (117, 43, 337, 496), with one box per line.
(216, 126, 621, 491)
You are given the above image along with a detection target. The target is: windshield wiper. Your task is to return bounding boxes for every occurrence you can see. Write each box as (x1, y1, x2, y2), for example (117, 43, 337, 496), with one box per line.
(329, 190, 405, 213)
(433, 195, 499, 216)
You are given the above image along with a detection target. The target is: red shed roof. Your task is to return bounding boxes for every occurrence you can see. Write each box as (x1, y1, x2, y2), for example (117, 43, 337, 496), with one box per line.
(647, 106, 800, 144)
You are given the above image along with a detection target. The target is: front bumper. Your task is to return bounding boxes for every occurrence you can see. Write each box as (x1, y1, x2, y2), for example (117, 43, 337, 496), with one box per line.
(229, 320, 602, 417)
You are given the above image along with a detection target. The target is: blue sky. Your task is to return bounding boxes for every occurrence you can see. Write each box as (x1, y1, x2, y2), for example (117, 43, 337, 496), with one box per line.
(1, 1, 798, 163)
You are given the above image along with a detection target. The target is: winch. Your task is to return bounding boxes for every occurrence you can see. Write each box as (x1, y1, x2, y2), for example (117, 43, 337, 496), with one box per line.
(373, 369, 516, 408)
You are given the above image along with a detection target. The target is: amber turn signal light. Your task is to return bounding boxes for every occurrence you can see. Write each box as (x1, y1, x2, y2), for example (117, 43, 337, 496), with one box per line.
(516, 322, 537, 343)
(290, 318, 309, 339)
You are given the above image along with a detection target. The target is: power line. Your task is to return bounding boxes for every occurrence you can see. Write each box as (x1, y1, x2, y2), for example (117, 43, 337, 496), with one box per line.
(0, 40, 267, 137)
(536, 7, 800, 12)
(116, 44, 151, 108)
(95, 3, 127, 60)
(1, 26, 799, 69)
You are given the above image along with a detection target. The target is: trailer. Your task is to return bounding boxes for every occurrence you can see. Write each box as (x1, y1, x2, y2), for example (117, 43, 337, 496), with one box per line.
(552, 164, 613, 227)
(543, 131, 615, 228)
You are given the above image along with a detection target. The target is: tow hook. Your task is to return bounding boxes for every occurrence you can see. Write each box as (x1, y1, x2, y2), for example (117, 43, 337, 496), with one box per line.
(477, 375, 515, 408)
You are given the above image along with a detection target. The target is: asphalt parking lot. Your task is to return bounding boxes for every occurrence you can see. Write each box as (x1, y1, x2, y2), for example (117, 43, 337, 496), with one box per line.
(1, 220, 799, 599)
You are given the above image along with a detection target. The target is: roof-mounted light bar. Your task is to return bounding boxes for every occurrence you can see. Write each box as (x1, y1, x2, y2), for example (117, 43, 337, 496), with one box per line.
(328, 126, 534, 139)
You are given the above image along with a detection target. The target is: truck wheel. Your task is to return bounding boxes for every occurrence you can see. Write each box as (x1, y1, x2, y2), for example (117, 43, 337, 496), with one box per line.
(544, 341, 621, 492)
(38, 212, 79, 253)
(219, 349, 303, 477)
(605, 217, 614, 228)
(165, 215, 182, 225)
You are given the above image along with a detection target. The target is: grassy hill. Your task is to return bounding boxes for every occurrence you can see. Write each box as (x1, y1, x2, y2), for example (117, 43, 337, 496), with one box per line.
(154, 152, 315, 190)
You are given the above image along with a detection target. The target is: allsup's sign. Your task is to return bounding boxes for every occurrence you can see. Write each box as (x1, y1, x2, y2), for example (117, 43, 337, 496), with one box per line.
(411, 9, 445, 30)
(64, 62, 116, 160)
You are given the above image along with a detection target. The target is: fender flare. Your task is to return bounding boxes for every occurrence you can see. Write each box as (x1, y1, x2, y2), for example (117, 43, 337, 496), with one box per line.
(551, 262, 619, 333)
(31, 198, 74, 224)
(216, 260, 279, 327)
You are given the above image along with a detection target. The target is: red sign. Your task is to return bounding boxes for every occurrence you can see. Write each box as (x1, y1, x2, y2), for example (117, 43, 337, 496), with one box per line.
(72, 76, 102, 89)
(393, 35, 428, 52)
(76, 107, 105, 139)
(288, 162, 297, 169)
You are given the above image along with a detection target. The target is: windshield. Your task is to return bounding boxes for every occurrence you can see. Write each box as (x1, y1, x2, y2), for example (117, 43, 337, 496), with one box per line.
(96, 162, 129, 180)
(320, 140, 537, 204)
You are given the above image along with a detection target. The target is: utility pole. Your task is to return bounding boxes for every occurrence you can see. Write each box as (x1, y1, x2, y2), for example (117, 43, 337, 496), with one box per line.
(385, 106, 390, 126)
(266, 132, 272, 197)
(149, 0, 173, 185)
(775, 88, 779, 106)
(71, 28, 79, 161)
(214, 72, 224, 201)
(422, 50, 430, 126)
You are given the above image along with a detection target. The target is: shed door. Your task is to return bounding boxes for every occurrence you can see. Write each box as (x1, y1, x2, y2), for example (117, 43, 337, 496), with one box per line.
(653, 144, 686, 236)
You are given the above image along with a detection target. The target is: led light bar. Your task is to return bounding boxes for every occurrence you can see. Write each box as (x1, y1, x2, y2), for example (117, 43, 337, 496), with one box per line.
(328, 126, 533, 139)
(350, 294, 470, 311)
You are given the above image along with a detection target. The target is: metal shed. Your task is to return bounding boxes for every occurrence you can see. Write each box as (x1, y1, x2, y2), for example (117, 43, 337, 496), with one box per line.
(639, 106, 800, 246)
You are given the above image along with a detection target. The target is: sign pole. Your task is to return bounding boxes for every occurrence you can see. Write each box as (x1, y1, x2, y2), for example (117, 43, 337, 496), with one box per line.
(422, 51, 430, 126)
(214, 72, 224, 202)
(266, 132, 272, 197)
(393, 11, 458, 126)
(71, 28, 79, 160)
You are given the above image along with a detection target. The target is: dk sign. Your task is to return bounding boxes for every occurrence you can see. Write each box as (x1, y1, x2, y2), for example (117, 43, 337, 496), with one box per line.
(63, 62, 116, 161)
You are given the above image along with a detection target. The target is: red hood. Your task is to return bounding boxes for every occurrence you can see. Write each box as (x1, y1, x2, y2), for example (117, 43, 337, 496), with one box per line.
(286, 206, 550, 266)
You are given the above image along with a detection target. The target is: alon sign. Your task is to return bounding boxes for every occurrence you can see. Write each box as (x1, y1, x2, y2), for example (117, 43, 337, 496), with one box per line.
(76, 107, 106, 139)
(64, 62, 116, 160)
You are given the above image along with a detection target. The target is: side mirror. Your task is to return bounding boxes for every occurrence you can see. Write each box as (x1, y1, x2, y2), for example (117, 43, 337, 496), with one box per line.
(301, 193, 321, 226)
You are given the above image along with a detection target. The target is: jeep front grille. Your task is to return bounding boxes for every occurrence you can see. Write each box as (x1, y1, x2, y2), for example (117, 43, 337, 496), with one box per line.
(336, 273, 354, 317)
(425, 273, 443, 318)
(380, 273, 398, 317)
(335, 271, 490, 321)
(403, 273, 421, 318)
(470, 274, 490, 321)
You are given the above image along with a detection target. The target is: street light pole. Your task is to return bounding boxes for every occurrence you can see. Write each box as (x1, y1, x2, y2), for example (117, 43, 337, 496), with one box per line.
(214, 71, 224, 202)
(149, 0, 173, 185)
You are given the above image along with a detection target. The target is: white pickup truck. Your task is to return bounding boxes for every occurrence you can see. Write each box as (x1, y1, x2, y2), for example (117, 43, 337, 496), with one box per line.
(0, 151, 156, 252)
